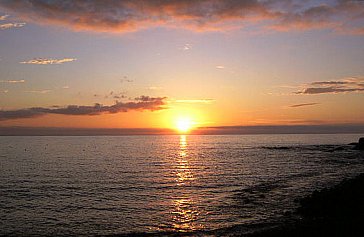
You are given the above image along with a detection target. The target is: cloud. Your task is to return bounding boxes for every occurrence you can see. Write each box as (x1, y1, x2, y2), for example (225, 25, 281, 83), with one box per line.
(301, 87, 364, 94)
(289, 103, 319, 108)
(0, 14, 26, 30)
(0, 22, 26, 30)
(148, 86, 164, 90)
(0, 14, 8, 20)
(25, 90, 51, 94)
(296, 77, 364, 95)
(0, 0, 274, 32)
(113, 95, 127, 99)
(120, 76, 133, 83)
(174, 99, 215, 104)
(311, 81, 350, 86)
(0, 79, 25, 83)
(135, 95, 166, 102)
(20, 58, 76, 65)
(181, 44, 192, 51)
(269, 1, 364, 34)
(103, 91, 127, 99)
(1, 0, 363, 34)
(0, 96, 167, 121)
(216, 65, 225, 69)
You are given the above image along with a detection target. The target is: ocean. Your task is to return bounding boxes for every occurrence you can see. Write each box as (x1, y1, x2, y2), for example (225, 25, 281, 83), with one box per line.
(0, 134, 363, 236)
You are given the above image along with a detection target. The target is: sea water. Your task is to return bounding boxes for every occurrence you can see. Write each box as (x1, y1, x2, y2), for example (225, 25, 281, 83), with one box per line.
(1, 134, 363, 236)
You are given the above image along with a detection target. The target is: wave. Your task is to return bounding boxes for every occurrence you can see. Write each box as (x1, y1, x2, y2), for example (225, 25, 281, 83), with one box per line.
(261, 144, 357, 152)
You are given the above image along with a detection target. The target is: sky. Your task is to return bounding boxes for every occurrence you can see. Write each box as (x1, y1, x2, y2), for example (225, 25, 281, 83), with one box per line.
(0, 0, 364, 132)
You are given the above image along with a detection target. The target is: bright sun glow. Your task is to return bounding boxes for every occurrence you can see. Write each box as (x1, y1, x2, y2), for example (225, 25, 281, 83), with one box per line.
(176, 117, 194, 133)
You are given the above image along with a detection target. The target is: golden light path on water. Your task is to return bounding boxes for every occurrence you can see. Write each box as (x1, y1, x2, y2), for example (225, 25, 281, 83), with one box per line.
(171, 135, 203, 232)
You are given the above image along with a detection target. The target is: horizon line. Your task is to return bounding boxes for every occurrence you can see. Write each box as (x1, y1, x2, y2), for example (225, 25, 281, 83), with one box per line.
(1, 124, 364, 136)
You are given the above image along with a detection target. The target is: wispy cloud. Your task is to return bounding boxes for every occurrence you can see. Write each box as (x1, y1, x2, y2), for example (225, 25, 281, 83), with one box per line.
(174, 99, 215, 104)
(102, 91, 128, 99)
(113, 95, 127, 99)
(216, 65, 225, 69)
(180, 44, 192, 51)
(0, 22, 25, 30)
(289, 103, 319, 108)
(1, 0, 363, 34)
(295, 77, 364, 95)
(120, 76, 133, 83)
(25, 90, 51, 94)
(0, 14, 8, 20)
(148, 86, 164, 90)
(0, 96, 167, 121)
(0, 79, 25, 83)
(20, 58, 76, 65)
(0, 14, 26, 30)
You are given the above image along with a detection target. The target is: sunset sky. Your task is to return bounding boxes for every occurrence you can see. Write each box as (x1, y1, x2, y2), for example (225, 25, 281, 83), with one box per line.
(0, 0, 364, 132)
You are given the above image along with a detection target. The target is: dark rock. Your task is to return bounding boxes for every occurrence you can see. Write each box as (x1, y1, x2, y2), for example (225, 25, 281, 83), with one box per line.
(244, 174, 364, 237)
(360, 137, 364, 145)
(354, 137, 364, 150)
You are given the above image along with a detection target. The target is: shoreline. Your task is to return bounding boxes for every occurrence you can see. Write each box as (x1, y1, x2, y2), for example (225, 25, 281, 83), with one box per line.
(243, 173, 364, 237)
(107, 173, 364, 237)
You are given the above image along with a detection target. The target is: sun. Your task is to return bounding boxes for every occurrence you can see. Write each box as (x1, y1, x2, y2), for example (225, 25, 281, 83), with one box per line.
(175, 117, 194, 133)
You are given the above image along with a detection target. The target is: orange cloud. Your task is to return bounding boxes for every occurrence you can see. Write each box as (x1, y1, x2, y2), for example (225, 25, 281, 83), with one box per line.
(0, 22, 26, 29)
(20, 58, 76, 65)
(0, 79, 25, 83)
(0, 14, 9, 20)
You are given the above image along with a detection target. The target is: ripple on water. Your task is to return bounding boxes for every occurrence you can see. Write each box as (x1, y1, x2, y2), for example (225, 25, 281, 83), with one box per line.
(0, 134, 363, 236)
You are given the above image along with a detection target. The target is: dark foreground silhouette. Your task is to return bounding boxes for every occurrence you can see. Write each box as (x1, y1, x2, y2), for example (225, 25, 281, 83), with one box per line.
(353, 137, 364, 150)
(247, 173, 364, 237)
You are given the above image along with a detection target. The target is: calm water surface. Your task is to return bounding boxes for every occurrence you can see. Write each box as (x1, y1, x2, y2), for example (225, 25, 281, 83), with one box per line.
(1, 134, 363, 236)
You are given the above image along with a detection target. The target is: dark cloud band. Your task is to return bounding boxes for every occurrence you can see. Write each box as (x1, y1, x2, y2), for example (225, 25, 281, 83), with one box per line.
(0, 0, 363, 34)
(290, 103, 319, 108)
(0, 96, 167, 121)
(296, 77, 364, 95)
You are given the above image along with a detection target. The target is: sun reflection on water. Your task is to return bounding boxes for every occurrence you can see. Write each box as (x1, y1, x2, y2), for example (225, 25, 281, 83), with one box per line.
(171, 135, 203, 232)
(172, 198, 201, 231)
(176, 135, 194, 185)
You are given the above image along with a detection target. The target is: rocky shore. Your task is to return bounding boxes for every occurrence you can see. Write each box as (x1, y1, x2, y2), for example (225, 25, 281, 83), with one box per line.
(247, 173, 364, 237)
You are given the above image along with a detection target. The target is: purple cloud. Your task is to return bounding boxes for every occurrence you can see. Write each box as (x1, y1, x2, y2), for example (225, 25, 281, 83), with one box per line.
(296, 77, 364, 95)
(0, 96, 167, 121)
(0, 0, 363, 34)
(290, 103, 319, 108)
